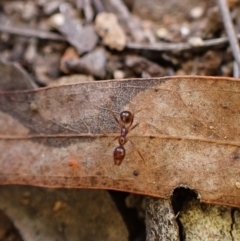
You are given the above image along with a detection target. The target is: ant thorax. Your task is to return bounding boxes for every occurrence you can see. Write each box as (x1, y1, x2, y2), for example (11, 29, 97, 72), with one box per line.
(120, 126, 128, 137)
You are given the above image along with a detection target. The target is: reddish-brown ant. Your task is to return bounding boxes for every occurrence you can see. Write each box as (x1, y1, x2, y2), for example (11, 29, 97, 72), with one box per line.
(110, 107, 144, 165)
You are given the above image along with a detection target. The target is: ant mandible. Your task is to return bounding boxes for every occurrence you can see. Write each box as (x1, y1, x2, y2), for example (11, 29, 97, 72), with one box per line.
(110, 107, 144, 165)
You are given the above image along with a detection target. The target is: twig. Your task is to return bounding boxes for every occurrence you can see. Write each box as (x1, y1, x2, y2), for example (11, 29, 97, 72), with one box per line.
(217, 0, 240, 77)
(127, 35, 239, 52)
(233, 61, 240, 77)
(2, 24, 240, 55)
(92, 0, 105, 13)
(145, 197, 179, 241)
(0, 25, 66, 42)
(76, 0, 94, 23)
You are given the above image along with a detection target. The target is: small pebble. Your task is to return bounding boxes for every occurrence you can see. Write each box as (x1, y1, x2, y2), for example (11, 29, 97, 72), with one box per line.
(49, 13, 65, 28)
(113, 70, 125, 79)
(190, 6, 204, 19)
(95, 12, 126, 51)
(188, 37, 204, 47)
(156, 27, 169, 39)
(180, 26, 190, 36)
(53, 201, 66, 211)
(22, 1, 37, 21)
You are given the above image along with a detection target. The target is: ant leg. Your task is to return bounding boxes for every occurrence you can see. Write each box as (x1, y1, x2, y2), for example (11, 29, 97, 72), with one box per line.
(107, 136, 118, 147)
(134, 106, 152, 115)
(128, 139, 146, 164)
(103, 136, 118, 155)
(108, 101, 121, 126)
(128, 108, 148, 130)
(134, 108, 144, 115)
(127, 108, 143, 128)
(128, 120, 146, 132)
(102, 130, 108, 136)
(129, 122, 139, 132)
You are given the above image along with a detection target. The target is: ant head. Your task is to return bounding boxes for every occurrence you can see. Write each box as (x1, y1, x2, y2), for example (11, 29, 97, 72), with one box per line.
(120, 111, 133, 125)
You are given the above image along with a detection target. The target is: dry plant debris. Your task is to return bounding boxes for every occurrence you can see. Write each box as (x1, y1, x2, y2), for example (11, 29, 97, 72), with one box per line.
(1, 0, 240, 240)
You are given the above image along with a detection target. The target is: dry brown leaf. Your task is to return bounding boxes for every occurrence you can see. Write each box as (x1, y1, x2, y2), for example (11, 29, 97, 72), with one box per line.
(0, 76, 240, 207)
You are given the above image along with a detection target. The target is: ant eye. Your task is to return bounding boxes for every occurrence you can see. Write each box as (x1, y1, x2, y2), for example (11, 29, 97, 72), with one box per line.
(120, 111, 133, 124)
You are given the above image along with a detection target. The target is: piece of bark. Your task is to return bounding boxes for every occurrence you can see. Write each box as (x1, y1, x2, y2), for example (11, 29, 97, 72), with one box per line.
(145, 197, 179, 241)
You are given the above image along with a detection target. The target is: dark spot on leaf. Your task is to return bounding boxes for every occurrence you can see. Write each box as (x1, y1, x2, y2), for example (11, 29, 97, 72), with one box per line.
(231, 152, 240, 160)
(133, 170, 139, 176)
(90, 176, 98, 186)
(30, 102, 38, 112)
(220, 103, 227, 108)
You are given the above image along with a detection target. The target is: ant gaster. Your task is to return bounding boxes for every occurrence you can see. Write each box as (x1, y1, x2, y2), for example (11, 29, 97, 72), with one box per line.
(110, 108, 144, 165)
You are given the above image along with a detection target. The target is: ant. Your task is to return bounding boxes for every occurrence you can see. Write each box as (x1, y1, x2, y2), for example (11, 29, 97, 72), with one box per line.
(110, 107, 144, 165)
